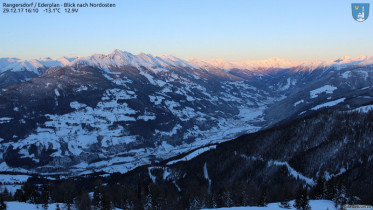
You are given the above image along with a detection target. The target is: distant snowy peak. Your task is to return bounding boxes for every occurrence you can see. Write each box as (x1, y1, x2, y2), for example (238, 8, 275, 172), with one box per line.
(358, 56, 373, 66)
(189, 57, 303, 72)
(57, 56, 78, 65)
(1, 50, 373, 76)
(293, 56, 373, 72)
(206, 58, 241, 70)
(0, 58, 46, 74)
(0, 57, 73, 74)
(236, 57, 303, 71)
(203, 56, 373, 72)
(69, 49, 195, 70)
(0, 58, 20, 69)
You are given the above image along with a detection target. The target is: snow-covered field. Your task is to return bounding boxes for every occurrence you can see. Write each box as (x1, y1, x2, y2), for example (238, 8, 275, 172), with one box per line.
(311, 98, 345, 110)
(5, 202, 65, 210)
(4, 200, 373, 210)
(203, 200, 373, 210)
(0, 174, 30, 183)
(167, 145, 217, 165)
(5, 202, 124, 210)
(310, 85, 337, 98)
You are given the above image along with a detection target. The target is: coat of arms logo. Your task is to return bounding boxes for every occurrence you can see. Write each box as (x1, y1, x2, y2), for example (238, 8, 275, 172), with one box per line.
(352, 3, 370, 22)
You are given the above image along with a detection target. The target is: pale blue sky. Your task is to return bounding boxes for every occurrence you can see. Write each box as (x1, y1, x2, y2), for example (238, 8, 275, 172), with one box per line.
(0, 0, 372, 61)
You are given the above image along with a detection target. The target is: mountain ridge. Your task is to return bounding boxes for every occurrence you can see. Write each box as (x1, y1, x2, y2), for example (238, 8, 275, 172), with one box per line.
(2, 49, 373, 76)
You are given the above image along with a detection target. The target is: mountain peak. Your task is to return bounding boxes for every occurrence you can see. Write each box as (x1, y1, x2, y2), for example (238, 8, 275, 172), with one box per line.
(112, 49, 123, 54)
(110, 49, 135, 58)
(334, 56, 351, 63)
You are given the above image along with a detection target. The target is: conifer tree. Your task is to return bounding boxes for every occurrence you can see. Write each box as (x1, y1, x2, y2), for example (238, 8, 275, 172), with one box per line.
(312, 175, 326, 199)
(294, 185, 310, 210)
(333, 181, 347, 210)
(41, 184, 50, 209)
(279, 185, 292, 209)
(223, 191, 234, 207)
(144, 192, 152, 210)
(75, 191, 92, 210)
(325, 180, 336, 200)
(189, 197, 201, 210)
(258, 189, 267, 207)
(0, 195, 6, 210)
(93, 183, 111, 210)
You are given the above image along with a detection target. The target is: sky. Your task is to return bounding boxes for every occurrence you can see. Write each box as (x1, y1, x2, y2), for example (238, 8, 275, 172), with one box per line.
(0, 0, 373, 61)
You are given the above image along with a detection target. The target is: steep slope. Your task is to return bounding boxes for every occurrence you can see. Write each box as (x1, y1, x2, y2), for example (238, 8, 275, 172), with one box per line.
(112, 106, 373, 207)
(0, 57, 77, 88)
(264, 64, 373, 125)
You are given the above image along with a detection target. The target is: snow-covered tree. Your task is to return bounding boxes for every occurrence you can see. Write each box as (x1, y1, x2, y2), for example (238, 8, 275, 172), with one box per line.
(223, 191, 234, 207)
(189, 197, 202, 210)
(333, 181, 347, 210)
(144, 193, 152, 210)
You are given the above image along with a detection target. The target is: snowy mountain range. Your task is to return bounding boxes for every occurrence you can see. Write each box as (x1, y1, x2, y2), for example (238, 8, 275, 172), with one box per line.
(2, 50, 373, 77)
(0, 50, 373, 176)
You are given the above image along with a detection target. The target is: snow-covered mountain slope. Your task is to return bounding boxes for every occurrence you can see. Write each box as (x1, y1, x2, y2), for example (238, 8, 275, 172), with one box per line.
(82, 106, 372, 208)
(0, 57, 77, 88)
(0, 63, 273, 175)
(0, 57, 69, 74)
(189, 55, 373, 74)
(69, 50, 199, 71)
(0, 50, 373, 175)
(202, 57, 303, 73)
(264, 64, 373, 125)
